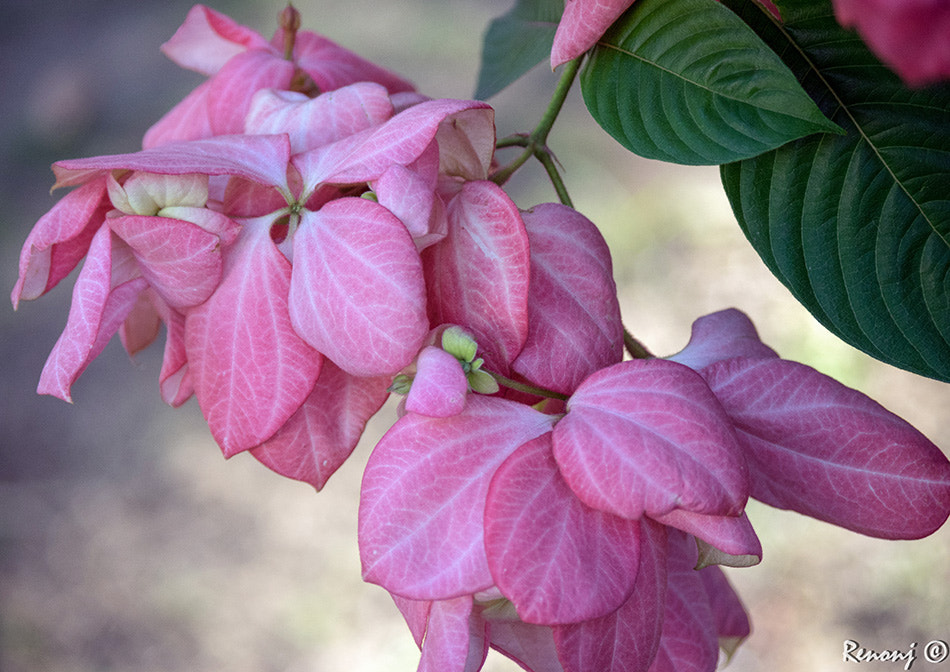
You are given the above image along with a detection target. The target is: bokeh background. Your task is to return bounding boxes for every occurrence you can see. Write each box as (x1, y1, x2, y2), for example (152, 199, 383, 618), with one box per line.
(2, 1, 949, 671)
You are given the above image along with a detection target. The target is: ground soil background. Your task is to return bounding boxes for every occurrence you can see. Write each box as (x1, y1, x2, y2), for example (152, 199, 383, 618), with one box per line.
(2, 1, 949, 671)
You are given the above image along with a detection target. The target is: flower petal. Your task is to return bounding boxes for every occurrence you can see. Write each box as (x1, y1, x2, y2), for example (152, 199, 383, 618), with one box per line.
(702, 356, 950, 539)
(552, 519, 668, 672)
(359, 396, 556, 599)
(185, 215, 322, 456)
(160, 4, 272, 76)
(485, 434, 642, 625)
(553, 359, 750, 520)
(289, 198, 427, 377)
(12, 178, 108, 308)
(37, 226, 147, 401)
(513, 203, 623, 395)
(423, 181, 530, 371)
(250, 361, 390, 490)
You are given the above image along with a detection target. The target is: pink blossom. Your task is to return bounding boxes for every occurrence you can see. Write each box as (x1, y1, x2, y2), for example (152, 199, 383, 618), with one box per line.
(144, 4, 415, 147)
(834, 0, 950, 87)
(551, 0, 636, 69)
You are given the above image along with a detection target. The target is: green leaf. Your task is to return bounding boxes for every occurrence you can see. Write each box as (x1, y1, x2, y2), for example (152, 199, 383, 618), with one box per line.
(580, 0, 840, 165)
(720, 0, 950, 381)
(474, 0, 564, 100)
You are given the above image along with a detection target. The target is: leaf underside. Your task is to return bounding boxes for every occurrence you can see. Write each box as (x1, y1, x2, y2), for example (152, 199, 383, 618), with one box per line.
(720, 0, 950, 381)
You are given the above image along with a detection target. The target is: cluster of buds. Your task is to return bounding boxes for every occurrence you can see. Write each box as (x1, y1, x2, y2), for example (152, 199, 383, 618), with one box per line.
(12, 5, 950, 672)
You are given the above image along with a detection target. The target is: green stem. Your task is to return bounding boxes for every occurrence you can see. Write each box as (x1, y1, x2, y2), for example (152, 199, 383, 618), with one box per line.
(624, 328, 654, 359)
(488, 371, 569, 401)
(490, 57, 582, 206)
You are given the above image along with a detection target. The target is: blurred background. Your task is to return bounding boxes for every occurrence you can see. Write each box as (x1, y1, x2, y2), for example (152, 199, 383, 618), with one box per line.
(2, 1, 949, 671)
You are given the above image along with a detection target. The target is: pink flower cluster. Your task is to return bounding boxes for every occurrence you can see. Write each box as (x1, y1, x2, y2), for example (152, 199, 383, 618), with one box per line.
(12, 5, 950, 672)
(359, 308, 950, 671)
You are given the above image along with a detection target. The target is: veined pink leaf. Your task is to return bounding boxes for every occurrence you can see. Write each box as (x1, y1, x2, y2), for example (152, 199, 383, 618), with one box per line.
(205, 50, 296, 137)
(245, 83, 394, 154)
(292, 99, 493, 194)
(552, 519, 668, 672)
(551, 0, 635, 68)
(513, 203, 623, 395)
(418, 596, 489, 672)
(108, 214, 224, 309)
(53, 134, 293, 193)
(651, 509, 761, 568)
(484, 434, 642, 625)
(405, 346, 469, 418)
(698, 565, 750, 660)
(665, 308, 777, 371)
(646, 530, 718, 672)
(160, 4, 272, 76)
(289, 198, 427, 377)
(374, 161, 447, 250)
(291, 30, 416, 94)
(148, 292, 193, 407)
(37, 226, 147, 401)
(701, 357, 950, 539)
(12, 178, 108, 308)
(118, 289, 162, 356)
(553, 359, 749, 520)
(423, 181, 530, 371)
(250, 361, 390, 490)
(834, 0, 950, 86)
(359, 396, 556, 599)
(392, 594, 433, 649)
(143, 79, 215, 148)
(185, 215, 322, 456)
(487, 620, 564, 672)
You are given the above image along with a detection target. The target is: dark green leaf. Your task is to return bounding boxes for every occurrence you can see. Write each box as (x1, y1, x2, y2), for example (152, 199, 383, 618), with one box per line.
(580, 0, 840, 165)
(721, 0, 950, 380)
(474, 0, 564, 100)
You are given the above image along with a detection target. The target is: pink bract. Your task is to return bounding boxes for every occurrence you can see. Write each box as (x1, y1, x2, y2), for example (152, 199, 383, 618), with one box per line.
(834, 0, 950, 86)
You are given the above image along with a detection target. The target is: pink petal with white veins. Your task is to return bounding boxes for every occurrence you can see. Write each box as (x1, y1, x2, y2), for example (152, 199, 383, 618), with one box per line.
(374, 163, 447, 249)
(291, 30, 416, 94)
(418, 596, 489, 672)
(698, 565, 750, 654)
(108, 215, 223, 309)
(702, 356, 950, 539)
(553, 519, 668, 672)
(37, 226, 147, 402)
(160, 4, 272, 76)
(293, 99, 493, 193)
(406, 346, 469, 418)
(553, 359, 749, 520)
(53, 134, 293, 193)
(485, 434, 642, 625)
(423, 181, 530, 371)
(392, 594, 432, 648)
(205, 50, 295, 136)
(245, 83, 394, 153)
(12, 178, 108, 308)
(514, 203, 623, 395)
(143, 79, 215, 148)
(359, 396, 556, 599)
(250, 361, 390, 490)
(646, 530, 718, 672)
(551, 0, 635, 68)
(666, 308, 777, 371)
(289, 198, 427, 377)
(185, 215, 322, 456)
(651, 509, 761, 567)
(487, 621, 564, 672)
